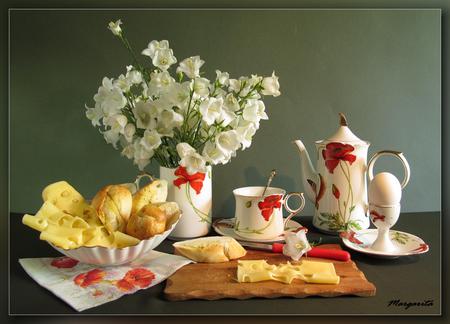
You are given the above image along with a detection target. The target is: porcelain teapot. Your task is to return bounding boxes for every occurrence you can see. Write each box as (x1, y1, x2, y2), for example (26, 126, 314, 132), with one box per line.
(293, 113, 410, 234)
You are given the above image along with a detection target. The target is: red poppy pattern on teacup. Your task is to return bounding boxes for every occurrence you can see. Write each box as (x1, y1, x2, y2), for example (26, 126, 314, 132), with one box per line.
(258, 194, 282, 221)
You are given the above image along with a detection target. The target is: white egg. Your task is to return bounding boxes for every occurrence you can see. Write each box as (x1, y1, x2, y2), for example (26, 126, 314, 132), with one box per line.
(368, 172, 402, 206)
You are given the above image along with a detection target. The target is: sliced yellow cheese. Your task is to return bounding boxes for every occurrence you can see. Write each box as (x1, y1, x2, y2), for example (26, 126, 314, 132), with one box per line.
(80, 205, 103, 226)
(40, 231, 78, 250)
(237, 260, 276, 282)
(303, 273, 340, 285)
(42, 181, 87, 216)
(298, 260, 337, 276)
(237, 260, 340, 285)
(112, 231, 140, 248)
(82, 226, 115, 248)
(22, 214, 48, 231)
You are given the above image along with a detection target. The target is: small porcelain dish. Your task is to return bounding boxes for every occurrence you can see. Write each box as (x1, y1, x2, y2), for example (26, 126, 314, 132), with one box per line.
(341, 229, 429, 259)
(50, 212, 182, 266)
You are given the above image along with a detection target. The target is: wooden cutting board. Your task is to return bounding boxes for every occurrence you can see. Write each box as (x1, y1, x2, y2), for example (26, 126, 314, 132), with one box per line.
(164, 244, 376, 301)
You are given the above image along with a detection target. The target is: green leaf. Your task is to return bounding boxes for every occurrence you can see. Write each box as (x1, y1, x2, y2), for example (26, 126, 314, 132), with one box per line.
(349, 205, 356, 213)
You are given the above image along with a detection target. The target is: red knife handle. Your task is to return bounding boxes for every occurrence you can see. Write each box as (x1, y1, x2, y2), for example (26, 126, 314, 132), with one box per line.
(271, 243, 350, 261)
(307, 248, 350, 261)
(272, 243, 284, 253)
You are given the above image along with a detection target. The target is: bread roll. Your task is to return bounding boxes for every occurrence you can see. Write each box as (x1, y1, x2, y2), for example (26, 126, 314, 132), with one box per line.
(173, 236, 247, 263)
(126, 204, 167, 240)
(91, 185, 132, 233)
(154, 202, 181, 227)
(131, 180, 168, 215)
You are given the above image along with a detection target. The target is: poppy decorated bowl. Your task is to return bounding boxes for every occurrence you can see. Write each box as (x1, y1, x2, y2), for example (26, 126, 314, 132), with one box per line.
(50, 212, 182, 266)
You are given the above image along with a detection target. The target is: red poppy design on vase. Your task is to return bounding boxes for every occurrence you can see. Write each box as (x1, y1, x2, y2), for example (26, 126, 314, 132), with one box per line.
(51, 257, 79, 269)
(322, 142, 357, 174)
(370, 210, 385, 222)
(332, 184, 340, 199)
(258, 194, 282, 221)
(115, 268, 156, 292)
(339, 230, 363, 245)
(74, 269, 106, 288)
(307, 173, 325, 209)
(173, 166, 206, 195)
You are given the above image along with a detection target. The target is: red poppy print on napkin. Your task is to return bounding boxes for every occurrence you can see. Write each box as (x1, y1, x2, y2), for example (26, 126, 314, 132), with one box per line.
(51, 257, 79, 269)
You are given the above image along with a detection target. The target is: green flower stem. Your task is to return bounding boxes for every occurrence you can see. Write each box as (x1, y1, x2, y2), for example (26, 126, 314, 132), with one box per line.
(339, 161, 353, 224)
(337, 197, 344, 225)
(185, 182, 211, 224)
(234, 213, 275, 234)
(117, 32, 145, 76)
(345, 162, 354, 217)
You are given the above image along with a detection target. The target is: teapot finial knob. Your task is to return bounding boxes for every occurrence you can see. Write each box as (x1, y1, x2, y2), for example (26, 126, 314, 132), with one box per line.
(339, 112, 348, 126)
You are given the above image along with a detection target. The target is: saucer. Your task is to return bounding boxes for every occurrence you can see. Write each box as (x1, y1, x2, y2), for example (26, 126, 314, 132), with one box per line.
(212, 218, 304, 243)
(341, 229, 429, 258)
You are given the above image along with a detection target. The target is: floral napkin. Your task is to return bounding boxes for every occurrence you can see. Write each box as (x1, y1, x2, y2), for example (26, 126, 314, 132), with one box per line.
(19, 251, 193, 312)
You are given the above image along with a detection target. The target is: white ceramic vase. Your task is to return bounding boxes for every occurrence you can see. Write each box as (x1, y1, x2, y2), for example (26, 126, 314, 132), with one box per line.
(160, 166, 212, 239)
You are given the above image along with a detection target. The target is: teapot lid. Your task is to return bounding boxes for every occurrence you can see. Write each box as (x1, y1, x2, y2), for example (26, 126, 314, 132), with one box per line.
(325, 113, 367, 144)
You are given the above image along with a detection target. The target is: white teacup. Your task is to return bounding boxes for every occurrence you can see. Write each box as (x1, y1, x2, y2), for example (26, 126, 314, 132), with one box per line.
(233, 186, 305, 240)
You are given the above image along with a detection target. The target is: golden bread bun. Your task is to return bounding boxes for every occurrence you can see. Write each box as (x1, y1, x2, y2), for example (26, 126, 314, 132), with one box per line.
(154, 202, 181, 226)
(91, 185, 132, 233)
(131, 180, 168, 215)
(173, 236, 247, 263)
(126, 204, 167, 240)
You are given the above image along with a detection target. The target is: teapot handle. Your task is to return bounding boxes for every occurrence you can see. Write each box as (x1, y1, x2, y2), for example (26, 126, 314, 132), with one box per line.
(367, 150, 411, 189)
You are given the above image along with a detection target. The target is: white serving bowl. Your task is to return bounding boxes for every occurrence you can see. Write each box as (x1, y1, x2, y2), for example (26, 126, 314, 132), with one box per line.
(50, 212, 181, 266)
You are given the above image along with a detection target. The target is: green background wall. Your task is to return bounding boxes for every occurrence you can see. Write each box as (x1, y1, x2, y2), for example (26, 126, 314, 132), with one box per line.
(10, 9, 440, 217)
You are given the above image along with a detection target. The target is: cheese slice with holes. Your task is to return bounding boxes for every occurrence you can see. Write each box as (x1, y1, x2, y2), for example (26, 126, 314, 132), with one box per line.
(42, 181, 87, 216)
(237, 260, 340, 285)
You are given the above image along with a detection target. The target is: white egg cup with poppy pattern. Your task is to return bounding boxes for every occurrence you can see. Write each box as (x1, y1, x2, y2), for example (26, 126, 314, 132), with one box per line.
(161, 166, 212, 239)
(369, 204, 401, 252)
(233, 186, 305, 240)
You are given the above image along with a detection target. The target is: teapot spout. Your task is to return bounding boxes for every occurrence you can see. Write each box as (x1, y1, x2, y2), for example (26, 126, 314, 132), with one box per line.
(293, 140, 319, 203)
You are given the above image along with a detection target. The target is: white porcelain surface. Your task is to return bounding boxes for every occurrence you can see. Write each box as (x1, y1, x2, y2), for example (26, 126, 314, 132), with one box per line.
(233, 186, 304, 240)
(212, 217, 304, 243)
(50, 213, 181, 266)
(341, 229, 429, 258)
(369, 204, 401, 252)
(161, 166, 212, 239)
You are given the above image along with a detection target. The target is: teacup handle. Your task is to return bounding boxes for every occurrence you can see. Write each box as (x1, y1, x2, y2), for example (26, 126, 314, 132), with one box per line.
(367, 150, 411, 189)
(283, 192, 305, 228)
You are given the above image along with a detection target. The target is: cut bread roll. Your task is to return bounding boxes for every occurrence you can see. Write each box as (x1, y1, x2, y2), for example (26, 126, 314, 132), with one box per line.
(173, 236, 247, 263)
(131, 180, 168, 215)
(126, 204, 167, 240)
(91, 185, 132, 233)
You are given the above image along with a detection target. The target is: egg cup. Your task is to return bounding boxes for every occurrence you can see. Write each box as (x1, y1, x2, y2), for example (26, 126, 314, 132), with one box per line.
(369, 204, 401, 252)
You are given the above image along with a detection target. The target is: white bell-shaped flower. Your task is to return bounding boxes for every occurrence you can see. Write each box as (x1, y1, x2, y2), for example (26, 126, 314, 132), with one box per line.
(177, 56, 205, 79)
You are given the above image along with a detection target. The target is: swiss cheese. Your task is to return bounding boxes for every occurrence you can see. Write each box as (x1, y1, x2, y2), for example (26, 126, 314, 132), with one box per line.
(237, 260, 340, 285)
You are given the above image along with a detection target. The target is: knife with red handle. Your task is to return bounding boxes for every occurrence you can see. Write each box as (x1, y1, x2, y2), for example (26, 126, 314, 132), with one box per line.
(239, 241, 351, 261)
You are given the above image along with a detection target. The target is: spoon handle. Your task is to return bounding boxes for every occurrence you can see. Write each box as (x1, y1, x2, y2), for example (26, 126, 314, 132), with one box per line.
(261, 169, 277, 198)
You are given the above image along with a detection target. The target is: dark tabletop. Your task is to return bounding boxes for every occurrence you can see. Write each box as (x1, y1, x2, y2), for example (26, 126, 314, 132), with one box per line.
(9, 212, 441, 315)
